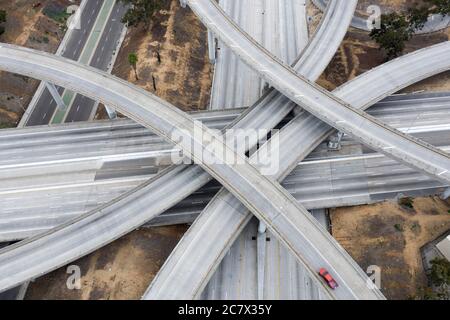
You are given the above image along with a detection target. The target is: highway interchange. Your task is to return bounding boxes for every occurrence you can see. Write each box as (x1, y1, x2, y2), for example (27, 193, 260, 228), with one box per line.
(0, 0, 449, 300)
(0, 93, 448, 243)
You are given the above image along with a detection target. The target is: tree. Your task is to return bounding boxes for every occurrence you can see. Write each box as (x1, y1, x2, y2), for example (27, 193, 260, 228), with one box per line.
(0, 10, 6, 36)
(0, 10, 6, 24)
(370, 1, 450, 60)
(430, 258, 450, 287)
(428, 258, 450, 300)
(408, 6, 431, 30)
(119, 0, 161, 29)
(425, 0, 450, 16)
(370, 13, 413, 60)
(128, 52, 139, 80)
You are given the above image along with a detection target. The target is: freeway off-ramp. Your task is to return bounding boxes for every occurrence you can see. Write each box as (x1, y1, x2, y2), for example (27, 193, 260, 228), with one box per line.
(0, 0, 448, 301)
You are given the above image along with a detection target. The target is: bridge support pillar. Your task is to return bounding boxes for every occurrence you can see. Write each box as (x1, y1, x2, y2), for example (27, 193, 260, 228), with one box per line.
(328, 132, 344, 151)
(208, 29, 216, 64)
(105, 106, 117, 119)
(45, 82, 66, 110)
(441, 188, 450, 200)
(258, 221, 267, 234)
(257, 220, 267, 300)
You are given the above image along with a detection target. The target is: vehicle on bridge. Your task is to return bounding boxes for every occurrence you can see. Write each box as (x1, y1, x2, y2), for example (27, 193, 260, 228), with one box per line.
(319, 268, 339, 290)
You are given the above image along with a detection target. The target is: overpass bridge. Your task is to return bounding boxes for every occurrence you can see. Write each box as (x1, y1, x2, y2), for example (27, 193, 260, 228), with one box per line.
(0, 0, 449, 300)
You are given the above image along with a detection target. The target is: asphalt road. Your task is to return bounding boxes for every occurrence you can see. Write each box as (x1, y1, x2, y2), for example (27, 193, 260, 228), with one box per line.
(26, 0, 127, 125)
(188, 0, 450, 184)
(0, 44, 388, 299)
(0, 243, 23, 300)
(26, 0, 102, 126)
(65, 2, 128, 122)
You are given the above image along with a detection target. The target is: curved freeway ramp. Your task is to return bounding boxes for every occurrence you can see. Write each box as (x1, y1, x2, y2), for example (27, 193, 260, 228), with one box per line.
(187, 0, 450, 184)
(0, 1, 446, 300)
(145, 0, 360, 299)
(210, 0, 309, 109)
(0, 2, 366, 300)
(0, 0, 446, 300)
(312, 0, 376, 31)
(295, 0, 356, 81)
(144, 37, 450, 299)
(0, 97, 449, 242)
(0, 44, 385, 299)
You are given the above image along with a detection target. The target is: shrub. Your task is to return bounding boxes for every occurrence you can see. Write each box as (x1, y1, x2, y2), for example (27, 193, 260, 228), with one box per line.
(399, 197, 415, 209)
(430, 258, 450, 287)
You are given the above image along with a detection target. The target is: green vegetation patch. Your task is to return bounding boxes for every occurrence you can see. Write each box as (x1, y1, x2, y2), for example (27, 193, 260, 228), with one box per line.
(399, 197, 415, 210)
(0, 9, 6, 36)
(0, 122, 15, 129)
(119, 0, 161, 28)
(43, 3, 70, 24)
(370, 0, 450, 60)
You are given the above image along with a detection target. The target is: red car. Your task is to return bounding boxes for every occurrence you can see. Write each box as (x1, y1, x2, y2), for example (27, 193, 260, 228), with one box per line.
(319, 268, 339, 290)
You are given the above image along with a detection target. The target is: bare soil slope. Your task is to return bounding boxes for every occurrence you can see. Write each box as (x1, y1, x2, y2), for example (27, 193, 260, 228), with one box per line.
(97, 0, 212, 119)
(25, 225, 188, 300)
(330, 197, 450, 300)
(0, 0, 75, 127)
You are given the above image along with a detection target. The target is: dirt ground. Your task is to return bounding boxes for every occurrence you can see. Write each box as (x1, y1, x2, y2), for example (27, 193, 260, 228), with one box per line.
(318, 27, 450, 91)
(330, 197, 450, 300)
(356, 0, 426, 18)
(317, 0, 450, 92)
(306, 1, 323, 36)
(97, 0, 212, 119)
(0, 0, 76, 127)
(25, 225, 188, 300)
